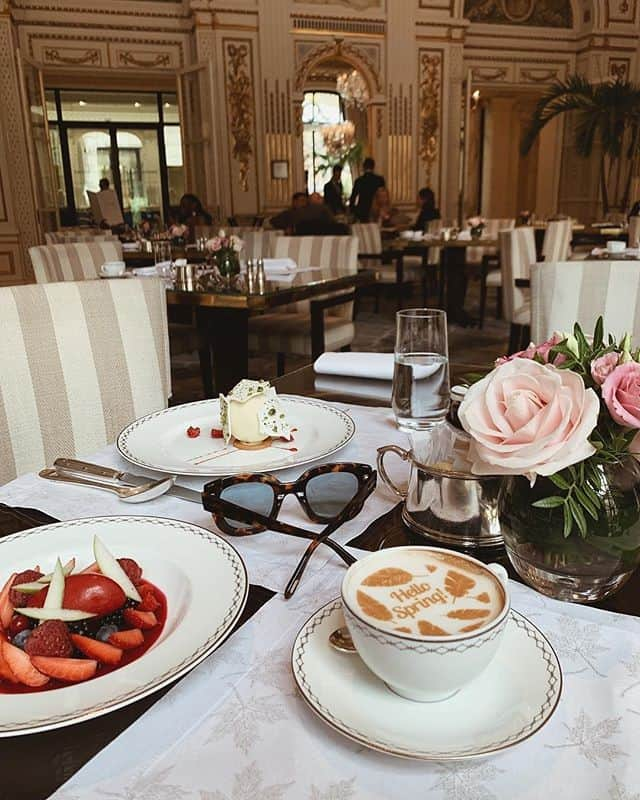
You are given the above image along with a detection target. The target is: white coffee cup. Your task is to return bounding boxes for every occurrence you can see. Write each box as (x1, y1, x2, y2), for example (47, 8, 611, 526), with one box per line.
(341, 545, 510, 702)
(606, 240, 625, 254)
(100, 261, 126, 277)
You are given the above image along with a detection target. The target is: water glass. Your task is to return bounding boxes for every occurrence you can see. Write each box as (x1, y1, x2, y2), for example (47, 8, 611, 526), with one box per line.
(392, 308, 450, 431)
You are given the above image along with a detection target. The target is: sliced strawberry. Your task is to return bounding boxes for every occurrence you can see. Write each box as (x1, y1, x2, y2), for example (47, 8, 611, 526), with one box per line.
(123, 608, 158, 630)
(31, 656, 97, 682)
(1, 640, 49, 687)
(0, 572, 17, 630)
(70, 634, 122, 665)
(138, 589, 160, 613)
(79, 562, 99, 575)
(0, 634, 18, 683)
(108, 629, 144, 650)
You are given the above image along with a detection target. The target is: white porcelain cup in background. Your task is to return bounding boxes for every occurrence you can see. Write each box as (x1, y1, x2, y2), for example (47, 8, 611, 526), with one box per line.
(606, 240, 625, 254)
(341, 545, 510, 702)
(100, 261, 126, 277)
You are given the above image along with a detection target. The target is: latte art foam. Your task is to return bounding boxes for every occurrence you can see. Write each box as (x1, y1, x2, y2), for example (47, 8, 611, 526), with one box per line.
(344, 549, 506, 638)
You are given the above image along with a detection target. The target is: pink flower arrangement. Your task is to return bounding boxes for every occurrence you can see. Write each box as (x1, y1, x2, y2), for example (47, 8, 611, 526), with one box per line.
(459, 318, 640, 536)
(205, 230, 244, 257)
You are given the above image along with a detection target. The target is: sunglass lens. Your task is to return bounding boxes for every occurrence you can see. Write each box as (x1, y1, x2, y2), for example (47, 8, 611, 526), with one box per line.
(305, 471, 360, 519)
(220, 482, 275, 530)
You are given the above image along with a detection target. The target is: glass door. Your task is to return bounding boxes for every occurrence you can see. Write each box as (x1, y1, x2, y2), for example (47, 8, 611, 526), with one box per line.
(116, 129, 162, 225)
(66, 128, 113, 214)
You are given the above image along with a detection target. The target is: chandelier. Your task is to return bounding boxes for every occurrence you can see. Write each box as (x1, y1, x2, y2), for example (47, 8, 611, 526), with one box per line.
(336, 70, 370, 110)
(321, 121, 356, 159)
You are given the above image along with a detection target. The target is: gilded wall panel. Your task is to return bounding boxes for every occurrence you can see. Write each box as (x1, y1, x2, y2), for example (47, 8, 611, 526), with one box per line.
(464, 0, 573, 27)
(418, 49, 442, 191)
(387, 83, 413, 203)
(223, 38, 257, 198)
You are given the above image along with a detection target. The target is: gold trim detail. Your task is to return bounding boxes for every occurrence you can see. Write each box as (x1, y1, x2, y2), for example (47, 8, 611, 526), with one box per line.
(419, 52, 441, 185)
(520, 68, 558, 82)
(43, 48, 100, 65)
(225, 42, 254, 193)
(470, 67, 508, 81)
(295, 38, 380, 92)
(118, 52, 171, 68)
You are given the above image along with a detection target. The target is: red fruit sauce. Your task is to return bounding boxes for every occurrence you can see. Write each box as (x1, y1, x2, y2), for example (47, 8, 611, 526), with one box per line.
(0, 583, 167, 694)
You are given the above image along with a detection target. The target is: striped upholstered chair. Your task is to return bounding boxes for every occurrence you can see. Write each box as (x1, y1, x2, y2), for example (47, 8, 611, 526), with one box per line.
(542, 220, 572, 262)
(499, 227, 537, 354)
(531, 260, 640, 344)
(240, 229, 283, 260)
(45, 229, 119, 244)
(628, 216, 640, 248)
(248, 235, 359, 374)
(472, 218, 515, 327)
(0, 278, 171, 484)
(29, 241, 123, 283)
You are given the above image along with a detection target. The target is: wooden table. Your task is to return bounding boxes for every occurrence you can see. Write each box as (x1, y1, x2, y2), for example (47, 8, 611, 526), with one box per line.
(167, 268, 377, 396)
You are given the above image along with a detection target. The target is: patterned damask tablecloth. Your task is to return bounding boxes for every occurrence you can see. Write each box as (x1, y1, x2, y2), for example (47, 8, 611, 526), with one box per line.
(0, 402, 639, 799)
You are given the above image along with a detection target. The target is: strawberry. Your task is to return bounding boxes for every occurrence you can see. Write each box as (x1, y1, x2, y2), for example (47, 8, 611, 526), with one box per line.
(1, 640, 49, 687)
(138, 588, 160, 613)
(31, 656, 97, 683)
(186, 425, 200, 438)
(25, 620, 73, 659)
(123, 608, 158, 630)
(211, 428, 223, 438)
(108, 629, 144, 650)
(71, 633, 122, 665)
(0, 634, 18, 683)
(9, 570, 44, 607)
(117, 558, 143, 586)
(0, 572, 16, 630)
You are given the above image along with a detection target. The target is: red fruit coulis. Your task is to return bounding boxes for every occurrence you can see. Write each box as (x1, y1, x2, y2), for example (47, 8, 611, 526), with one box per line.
(0, 582, 167, 694)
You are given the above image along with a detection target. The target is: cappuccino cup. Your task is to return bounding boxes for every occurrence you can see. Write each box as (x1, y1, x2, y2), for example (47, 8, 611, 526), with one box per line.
(606, 240, 625, 254)
(100, 261, 126, 277)
(341, 546, 509, 702)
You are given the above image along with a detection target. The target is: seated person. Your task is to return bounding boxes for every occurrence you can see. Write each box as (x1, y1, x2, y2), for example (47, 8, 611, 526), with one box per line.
(178, 193, 213, 243)
(413, 187, 440, 231)
(293, 192, 349, 235)
(369, 187, 410, 229)
(270, 192, 309, 233)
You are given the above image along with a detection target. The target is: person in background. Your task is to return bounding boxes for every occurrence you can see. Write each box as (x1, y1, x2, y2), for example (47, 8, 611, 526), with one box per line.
(369, 186, 409, 229)
(323, 164, 346, 215)
(177, 193, 213, 243)
(629, 200, 640, 219)
(349, 158, 385, 221)
(99, 178, 111, 192)
(413, 186, 440, 231)
(293, 191, 348, 235)
(270, 192, 309, 232)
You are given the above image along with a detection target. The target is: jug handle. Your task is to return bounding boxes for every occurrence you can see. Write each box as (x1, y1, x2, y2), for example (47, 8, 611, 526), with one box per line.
(376, 445, 410, 499)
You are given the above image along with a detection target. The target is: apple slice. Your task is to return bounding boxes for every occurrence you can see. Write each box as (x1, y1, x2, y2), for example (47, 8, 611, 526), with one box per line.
(16, 607, 96, 622)
(43, 558, 65, 610)
(36, 558, 76, 584)
(11, 581, 49, 595)
(0, 572, 16, 630)
(93, 536, 141, 602)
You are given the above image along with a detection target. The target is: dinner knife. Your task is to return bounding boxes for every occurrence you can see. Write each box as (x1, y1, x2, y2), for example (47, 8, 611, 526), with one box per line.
(53, 458, 202, 505)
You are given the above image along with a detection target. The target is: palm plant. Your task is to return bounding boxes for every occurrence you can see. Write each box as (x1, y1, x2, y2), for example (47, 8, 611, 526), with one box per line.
(521, 75, 640, 213)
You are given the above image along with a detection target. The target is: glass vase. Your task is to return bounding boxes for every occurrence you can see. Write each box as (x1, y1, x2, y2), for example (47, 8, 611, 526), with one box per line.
(498, 458, 640, 602)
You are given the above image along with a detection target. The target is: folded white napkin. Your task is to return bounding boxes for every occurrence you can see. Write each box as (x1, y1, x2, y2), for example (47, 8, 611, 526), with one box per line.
(314, 375, 392, 403)
(132, 263, 170, 277)
(262, 258, 298, 275)
(457, 230, 471, 241)
(314, 352, 395, 381)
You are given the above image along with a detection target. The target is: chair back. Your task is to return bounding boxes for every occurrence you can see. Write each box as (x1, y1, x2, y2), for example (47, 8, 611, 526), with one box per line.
(628, 216, 640, 248)
(466, 218, 514, 265)
(0, 278, 171, 484)
(499, 227, 536, 323)
(241, 230, 283, 260)
(531, 260, 640, 343)
(45, 229, 118, 244)
(350, 222, 382, 269)
(542, 220, 572, 262)
(273, 235, 358, 317)
(29, 242, 123, 283)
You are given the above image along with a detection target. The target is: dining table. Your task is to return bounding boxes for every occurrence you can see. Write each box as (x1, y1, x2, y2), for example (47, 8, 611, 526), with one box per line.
(2, 363, 640, 800)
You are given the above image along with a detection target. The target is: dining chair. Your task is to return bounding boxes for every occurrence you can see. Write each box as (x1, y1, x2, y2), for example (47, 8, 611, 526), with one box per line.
(499, 227, 537, 353)
(0, 278, 171, 485)
(475, 218, 516, 328)
(531, 260, 640, 344)
(542, 220, 572, 262)
(240, 230, 283, 260)
(248, 235, 359, 374)
(45, 229, 118, 245)
(29, 241, 123, 283)
(629, 216, 640, 248)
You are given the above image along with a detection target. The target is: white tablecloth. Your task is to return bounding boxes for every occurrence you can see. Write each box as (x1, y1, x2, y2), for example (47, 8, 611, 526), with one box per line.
(1, 402, 639, 799)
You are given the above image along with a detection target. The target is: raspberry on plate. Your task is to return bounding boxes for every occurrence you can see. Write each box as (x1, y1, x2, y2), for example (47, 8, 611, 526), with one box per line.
(10, 570, 44, 607)
(24, 619, 73, 659)
(117, 558, 143, 586)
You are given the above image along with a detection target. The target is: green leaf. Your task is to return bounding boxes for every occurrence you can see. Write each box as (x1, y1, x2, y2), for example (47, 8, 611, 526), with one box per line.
(549, 472, 571, 490)
(593, 316, 604, 350)
(532, 496, 566, 509)
(568, 497, 588, 537)
(563, 503, 573, 538)
(574, 486, 599, 520)
(582, 481, 602, 508)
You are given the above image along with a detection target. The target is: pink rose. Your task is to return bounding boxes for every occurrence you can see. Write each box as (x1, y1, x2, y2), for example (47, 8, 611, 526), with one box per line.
(495, 333, 565, 367)
(458, 358, 599, 480)
(602, 362, 640, 427)
(590, 352, 619, 386)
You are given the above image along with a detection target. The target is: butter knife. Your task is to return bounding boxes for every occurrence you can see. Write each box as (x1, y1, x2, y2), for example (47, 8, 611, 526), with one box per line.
(53, 458, 202, 505)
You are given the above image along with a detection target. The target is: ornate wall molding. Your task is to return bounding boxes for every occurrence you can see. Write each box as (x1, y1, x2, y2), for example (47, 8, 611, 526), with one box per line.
(471, 66, 508, 80)
(224, 40, 254, 193)
(418, 51, 442, 186)
(294, 38, 381, 92)
(520, 67, 559, 81)
(43, 47, 99, 65)
(118, 51, 171, 68)
(291, 14, 386, 36)
(464, 0, 573, 28)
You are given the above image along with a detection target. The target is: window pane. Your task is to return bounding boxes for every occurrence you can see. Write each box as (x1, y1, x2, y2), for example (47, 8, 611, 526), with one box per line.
(67, 128, 113, 209)
(45, 90, 57, 122)
(59, 91, 159, 123)
(116, 128, 162, 224)
(164, 125, 185, 207)
(161, 93, 179, 123)
(48, 126, 66, 208)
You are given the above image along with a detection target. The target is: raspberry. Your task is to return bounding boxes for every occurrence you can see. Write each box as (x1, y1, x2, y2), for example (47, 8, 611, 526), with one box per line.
(211, 428, 223, 438)
(10, 570, 44, 607)
(187, 426, 200, 438)
(24, 620, 73, 658)
(138, 588, 160, 612)
(117, 558, 143, 586)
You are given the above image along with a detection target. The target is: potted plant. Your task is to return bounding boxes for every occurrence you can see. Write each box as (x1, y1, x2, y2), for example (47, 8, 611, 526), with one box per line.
(458, 319, 640, 602)
(521, 75, 640, 215)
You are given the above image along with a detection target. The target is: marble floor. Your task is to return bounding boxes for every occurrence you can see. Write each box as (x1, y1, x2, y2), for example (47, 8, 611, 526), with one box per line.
(170, 277, 510, 404)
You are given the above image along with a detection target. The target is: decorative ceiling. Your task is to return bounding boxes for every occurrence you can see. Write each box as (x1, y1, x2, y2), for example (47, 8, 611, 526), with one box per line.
(464, 0, 573, 27)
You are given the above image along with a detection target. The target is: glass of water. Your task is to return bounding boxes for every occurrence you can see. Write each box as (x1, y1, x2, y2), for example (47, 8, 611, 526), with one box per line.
(392, 308, 450, 431)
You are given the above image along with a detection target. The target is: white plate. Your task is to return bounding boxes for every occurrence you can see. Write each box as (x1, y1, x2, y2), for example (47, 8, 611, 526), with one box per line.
(292, 599, 562, 760)
(0, 516, 248, 736)
(117, 396, 355, 477)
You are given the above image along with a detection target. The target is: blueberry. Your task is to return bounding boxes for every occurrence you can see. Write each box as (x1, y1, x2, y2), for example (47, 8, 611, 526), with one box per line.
(96, 624, 118, 643)
(12, 629, 32, 649)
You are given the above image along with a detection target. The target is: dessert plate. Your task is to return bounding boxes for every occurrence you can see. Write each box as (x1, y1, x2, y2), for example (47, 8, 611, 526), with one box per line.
(292, 599, 562, 760)
(0, 516, 248, 736)
(117, 396, 355, 477)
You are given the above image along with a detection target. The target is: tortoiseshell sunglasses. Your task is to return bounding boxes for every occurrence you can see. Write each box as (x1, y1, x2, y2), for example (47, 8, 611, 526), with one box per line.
(202, 462, 376, 538)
